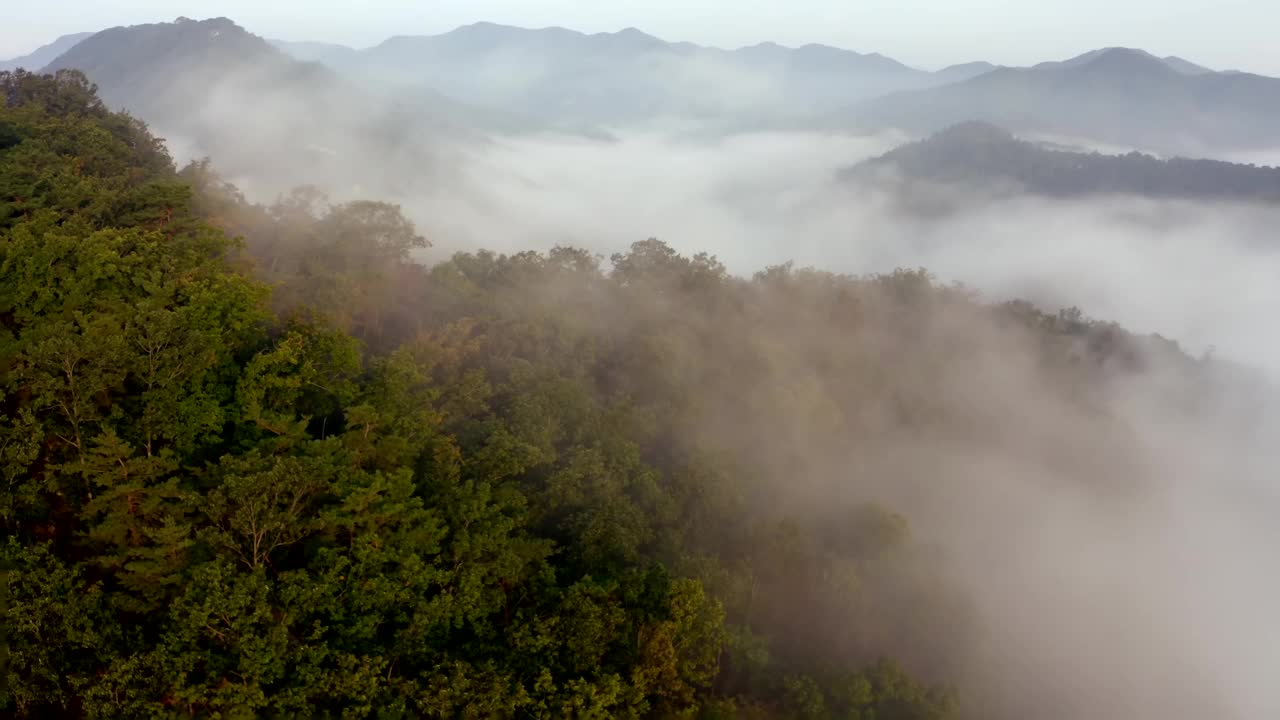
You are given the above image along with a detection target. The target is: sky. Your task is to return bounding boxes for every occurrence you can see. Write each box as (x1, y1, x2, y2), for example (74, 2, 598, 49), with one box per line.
(5, 0, 1279, 74)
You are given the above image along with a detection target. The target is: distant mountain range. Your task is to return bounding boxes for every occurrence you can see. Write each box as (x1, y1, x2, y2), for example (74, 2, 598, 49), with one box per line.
(1031, 47, 1212, 75)
(840, 47, 1280, 156)
(289, 22, 975, 126)
(7, 18, 1279, 160)
(267, 25, 1270, 141)
(10, 20, 1005, 132)
(844, 121, 1280, 203)
(266, 40, 359, 65)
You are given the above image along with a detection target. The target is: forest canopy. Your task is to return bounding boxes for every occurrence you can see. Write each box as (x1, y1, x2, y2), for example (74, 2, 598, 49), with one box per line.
(0, 69, 1248, 719)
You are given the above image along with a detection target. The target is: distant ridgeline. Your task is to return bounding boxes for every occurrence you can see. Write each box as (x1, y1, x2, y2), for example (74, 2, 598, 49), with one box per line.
(839, 47, 1280, 156)
(10, 17, 1280, 155)
(845, 122, 1280, 202)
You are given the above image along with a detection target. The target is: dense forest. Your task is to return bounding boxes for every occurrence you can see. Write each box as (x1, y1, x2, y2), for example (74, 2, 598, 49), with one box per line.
(845, 121, 1280, 203)
(0, 70, 1255, 718)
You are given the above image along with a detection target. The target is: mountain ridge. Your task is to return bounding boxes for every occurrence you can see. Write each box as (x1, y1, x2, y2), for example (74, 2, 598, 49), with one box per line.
(842, 46, 1280, 155)
(11, 17, 1268, 153)
(845, 120, 1280, 202)
(308, 21, 959, 125)
(4, 21, 1245, 86)
(0, 31, 96, 71)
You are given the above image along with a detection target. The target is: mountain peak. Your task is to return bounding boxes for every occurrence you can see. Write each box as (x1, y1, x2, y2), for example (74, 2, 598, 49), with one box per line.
(173, 16, 242, 32)
(1161, 55, 1213, 75)
(1089, 47, 1159, 62)
(931, 120, 1017, 144)
(1077, 47, 1185, 80)
(44, 16, 284, 76)
(934, 61, 998, 82)
(50, 31, 95, 45)
(456, 21, 505, 32)
(734, 41, 792, 60)
(450, 21, 523, 37)
(796, 43, 872, 61)
(0, 31, 96, 72)
(1034, 46, 1184, 78)
(604, 26, 666, 49)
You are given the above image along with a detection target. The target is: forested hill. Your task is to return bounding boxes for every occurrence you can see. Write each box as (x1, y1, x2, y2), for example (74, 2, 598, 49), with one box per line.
(0, 70, 1253, 719)
(845, 121, 1280, 202)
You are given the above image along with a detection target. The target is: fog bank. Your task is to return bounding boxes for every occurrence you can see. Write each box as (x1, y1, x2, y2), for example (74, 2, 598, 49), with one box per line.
(392, 130, 1280, 374)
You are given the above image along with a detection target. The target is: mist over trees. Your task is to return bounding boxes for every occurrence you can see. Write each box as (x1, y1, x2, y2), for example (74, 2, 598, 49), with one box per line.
(7, 9, 1280, 720)
(5, 65, 1276, 719)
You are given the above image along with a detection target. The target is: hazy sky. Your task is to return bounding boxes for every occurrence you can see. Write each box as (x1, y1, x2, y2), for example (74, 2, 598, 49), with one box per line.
(5, 0, 1277, 74)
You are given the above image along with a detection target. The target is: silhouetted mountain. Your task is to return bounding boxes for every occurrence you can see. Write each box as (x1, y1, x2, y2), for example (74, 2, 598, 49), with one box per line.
(45, 17, 327, 111)
(844, 47, 1280, 155)
(30, 18, 1256, 153)
(0, 32, 95, 71)
(302, 22, 977, 126)
(1027, 47, 1211, 75)
(934, 61, 999, 83)
(1160, 55, 1213, 75)
(268, 39, 360, 65)
(844, 120, 1280, 202)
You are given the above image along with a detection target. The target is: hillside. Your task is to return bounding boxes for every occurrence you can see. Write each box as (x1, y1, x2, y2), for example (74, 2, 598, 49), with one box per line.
(44, 17, 331, 113)
(846, 121, 1280, 201)
(843, 47, 1280, 155)
(40, 17, 562, 196)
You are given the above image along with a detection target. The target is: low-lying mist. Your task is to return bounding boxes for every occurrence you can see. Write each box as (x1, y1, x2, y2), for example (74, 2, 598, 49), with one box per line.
(422, 128, 1280, 720)
(170, 114, 1280, 718)
(357, 129, 1280, 371)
